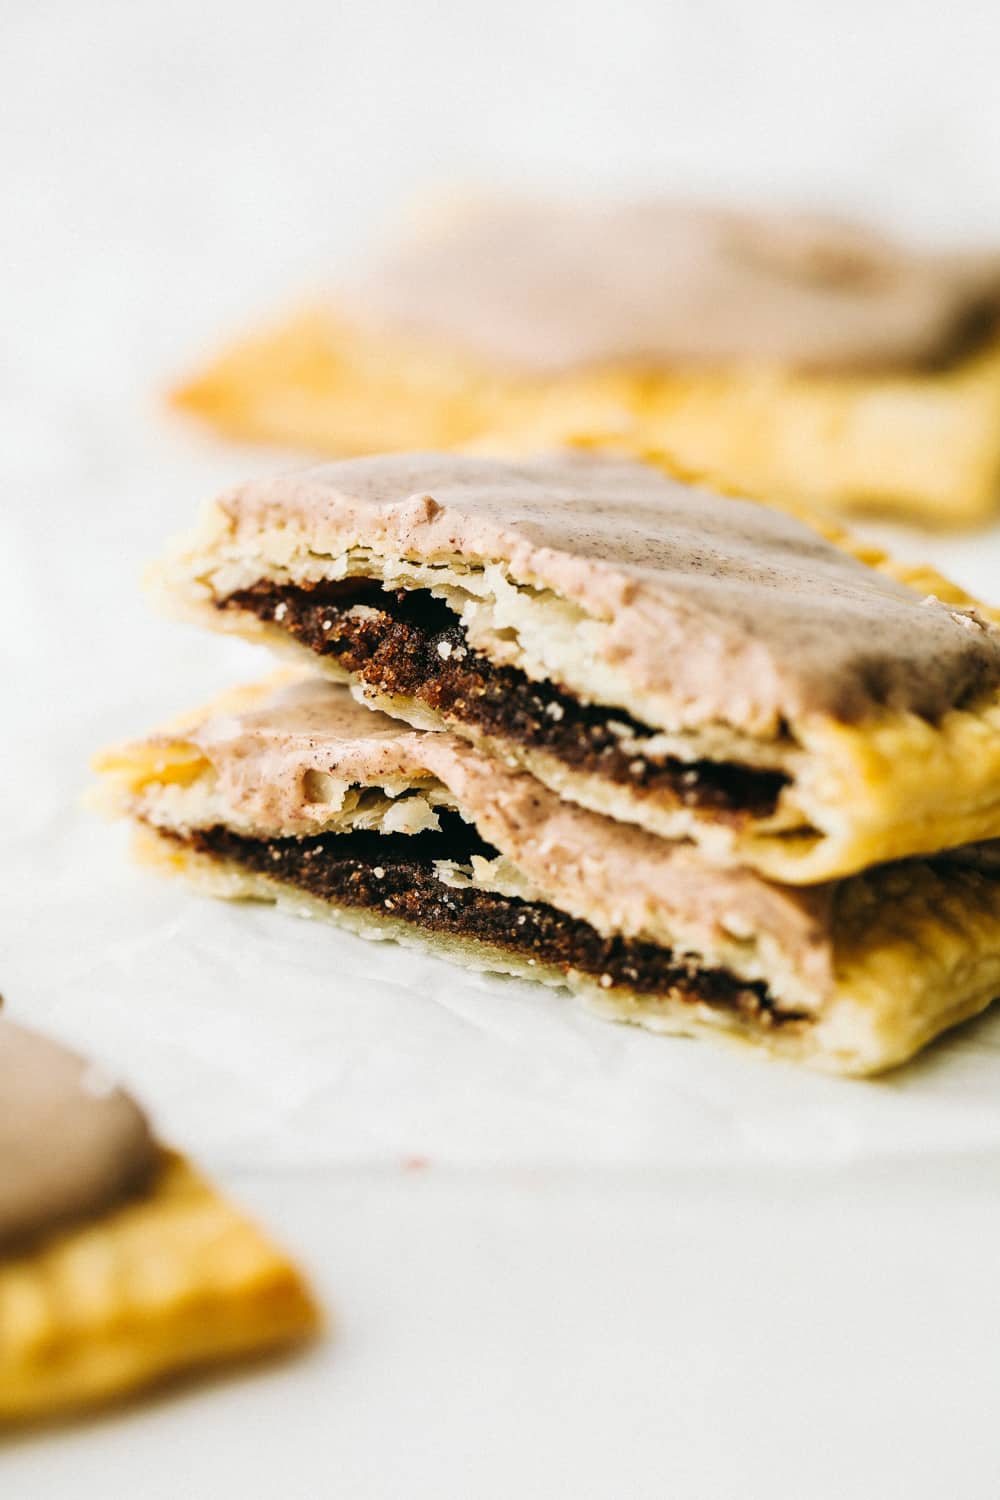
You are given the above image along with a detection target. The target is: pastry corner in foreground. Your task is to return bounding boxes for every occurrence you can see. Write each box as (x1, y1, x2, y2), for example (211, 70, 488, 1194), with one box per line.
(0, 1015, 320, 1426)
(0, 1148, 320, 1424)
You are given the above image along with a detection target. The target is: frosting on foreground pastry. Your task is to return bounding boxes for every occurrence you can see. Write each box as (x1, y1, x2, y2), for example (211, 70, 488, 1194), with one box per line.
(95, 671, 1000, 1076)
(172, 198, 1000, 524)
(0, 1024, 156, 1253)
(0, 1019, 318, 1424)
(151, 452, 1000, 884)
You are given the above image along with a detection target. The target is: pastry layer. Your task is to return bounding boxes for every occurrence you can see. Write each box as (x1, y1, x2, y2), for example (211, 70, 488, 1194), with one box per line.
(152, 452, 1000, 881)
(172, 199, 1000, 524)
(224, 579, 789, 824)
(0, 1147, 318, 1423)
(96, 673, 1000, 1075)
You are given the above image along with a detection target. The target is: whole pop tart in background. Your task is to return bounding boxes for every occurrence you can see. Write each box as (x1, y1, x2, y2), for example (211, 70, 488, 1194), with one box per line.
(174, 198, 1000, 526)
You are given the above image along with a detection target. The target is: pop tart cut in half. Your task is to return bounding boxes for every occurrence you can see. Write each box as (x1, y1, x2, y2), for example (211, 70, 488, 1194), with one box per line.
(95, 671, 1000, 1076)
(150, 452, 1000, 884)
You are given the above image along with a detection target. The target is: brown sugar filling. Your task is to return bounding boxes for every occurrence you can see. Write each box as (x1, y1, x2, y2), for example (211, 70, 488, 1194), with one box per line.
(178, 816, 805, 1028)
(220, 580, 789, 822)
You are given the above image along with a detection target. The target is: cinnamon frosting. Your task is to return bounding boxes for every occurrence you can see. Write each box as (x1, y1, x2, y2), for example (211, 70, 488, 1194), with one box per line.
(0, 1021, 157, 1252)
(202, 452, 1000, 730)
(352, 199, 1000, 375)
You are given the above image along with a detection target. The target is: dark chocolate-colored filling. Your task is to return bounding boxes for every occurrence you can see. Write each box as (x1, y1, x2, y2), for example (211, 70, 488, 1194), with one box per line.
(180, 816, 804, 1028)
(220, 580, 788, 822)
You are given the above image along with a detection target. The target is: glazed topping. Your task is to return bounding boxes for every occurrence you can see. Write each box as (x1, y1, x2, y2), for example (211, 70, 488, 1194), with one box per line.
(0, 1020, 158, 1252)
(352, 199, 1000, 374)
(217, 453, 1000, 731)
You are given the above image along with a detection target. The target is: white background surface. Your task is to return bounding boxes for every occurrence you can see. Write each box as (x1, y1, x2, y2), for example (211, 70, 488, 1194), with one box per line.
(4, 2, 1000, 1494)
